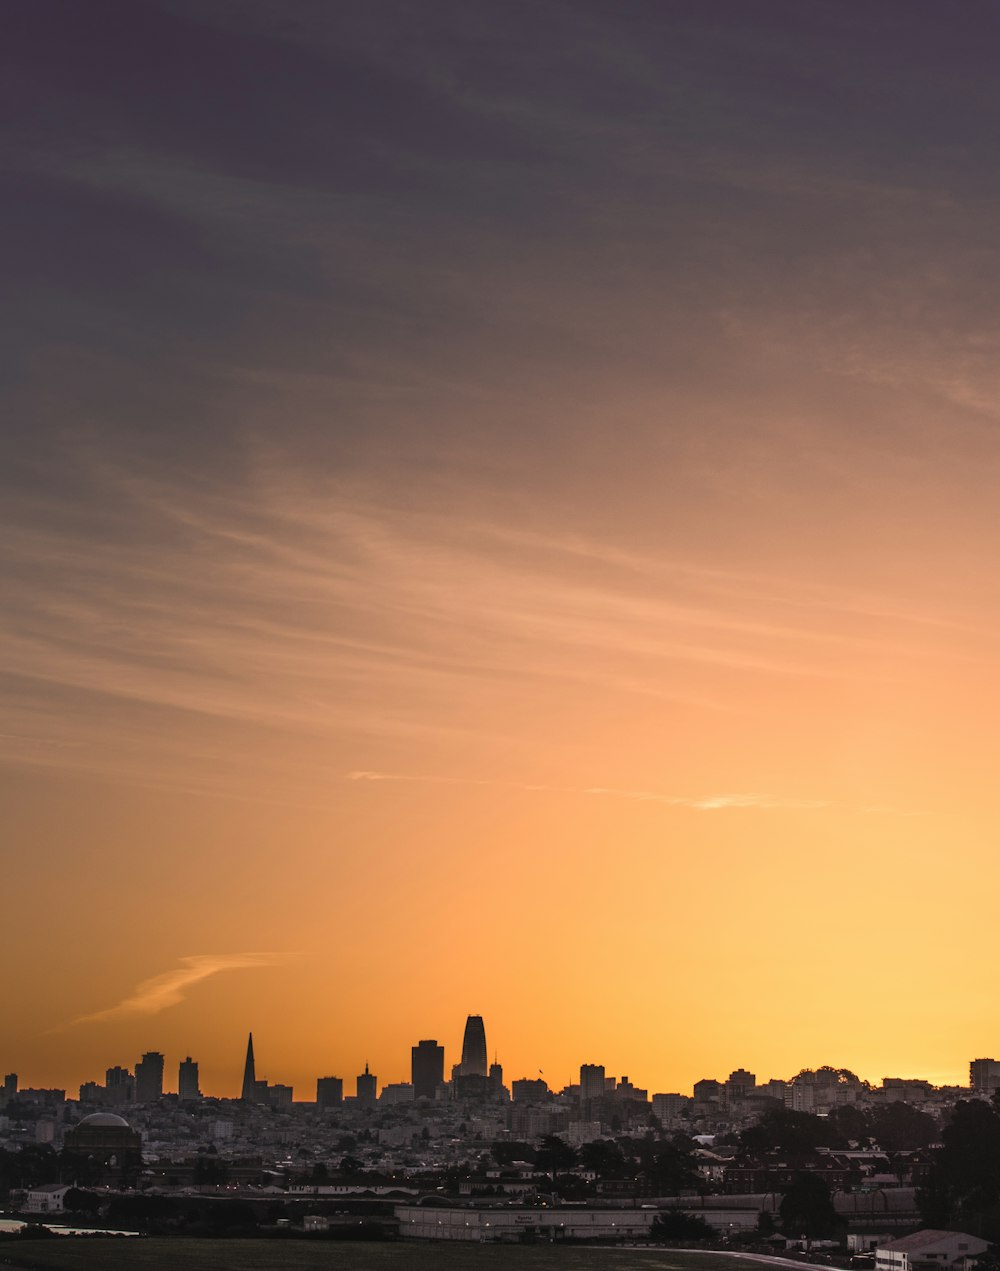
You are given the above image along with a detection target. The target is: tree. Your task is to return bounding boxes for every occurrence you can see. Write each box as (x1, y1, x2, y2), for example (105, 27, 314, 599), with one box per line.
(203, 1199, 256, 1232)
(62, 1188, 101, 1216)
(552, 1173, 591, 1201)
(631, 1134, 699, 1195)
(869, 1102, 937, 1152)
(0, 1145, 59, 1191)
(193, 1154, 229, 1185)
(580, 1139, 628, 1178)
(757, 1209, 777, 1236)
(779, 1174, 843, 1241)
(106, 1194, 175, 1228)
(58, 1149, 104, 1188)
(650, 1211, 715, 1242)
(739, 1109, 832, 1158)
(827, 1104, 870, 1146)
(491, 1141, 535, 1167)
(919, 1099, 1000, 1238)
(534, 1136, 577, 1173)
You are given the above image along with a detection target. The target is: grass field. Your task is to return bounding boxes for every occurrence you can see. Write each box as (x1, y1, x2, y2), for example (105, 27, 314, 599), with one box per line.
(0, 1240, 790, 1271)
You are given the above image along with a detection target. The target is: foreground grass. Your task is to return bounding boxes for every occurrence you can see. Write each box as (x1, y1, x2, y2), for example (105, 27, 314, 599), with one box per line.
(0, 1239, 784, 1271)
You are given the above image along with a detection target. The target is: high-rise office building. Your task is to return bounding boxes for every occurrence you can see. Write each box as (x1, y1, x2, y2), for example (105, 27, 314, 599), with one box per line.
(512, 1077, 548, 1103)
(356, 1063, 377, 1109)
(105, 1066, 134, 1105)
(693, 1078, 722, 1104)
(411, 1040, 444, 1100)
(316, 1076, 343, 1109)
(3, 1074, 18, 1103)
(135, 1052, 164, 1103)
(652, 1092, 688, 1125)
(460, 1015, 488, 1077)
(178, 1056, 201, 1101)
(241, 1034, 256, 1102)
(728, 1068, 756, 1091)
(579, 1063, 605, 1105)
(970, 1058, 1000, 1094)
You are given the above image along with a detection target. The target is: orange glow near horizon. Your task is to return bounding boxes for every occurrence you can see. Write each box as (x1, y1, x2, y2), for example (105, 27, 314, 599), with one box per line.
(5, 435, 1000, 1100)
(5, 1, 1000, 1109)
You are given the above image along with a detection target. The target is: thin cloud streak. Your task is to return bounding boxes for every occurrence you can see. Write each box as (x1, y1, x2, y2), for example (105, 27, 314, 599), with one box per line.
(65, 953, 298, 1028)
(347, 770, 916, 815)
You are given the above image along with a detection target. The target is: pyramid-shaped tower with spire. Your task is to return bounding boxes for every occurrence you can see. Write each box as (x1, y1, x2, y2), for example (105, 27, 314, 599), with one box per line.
(241, 1032, 256, 1101)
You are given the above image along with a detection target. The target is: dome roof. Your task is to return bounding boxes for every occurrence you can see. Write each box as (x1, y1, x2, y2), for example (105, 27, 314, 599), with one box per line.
(78, 1112, 130, 1128)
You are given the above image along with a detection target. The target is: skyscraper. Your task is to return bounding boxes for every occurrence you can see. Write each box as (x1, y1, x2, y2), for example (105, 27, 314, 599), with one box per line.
(135, 1052, 164, 1103)
(316, 1076, 343, 1109)
(356, 1063, 377, 1109)
(970, 1058, 1000, 1094)
(580, 1063, 605, 1106)
(460, 1015, 488, 1077)
(105, 1066, 133, 1105)
(241, 1033, 256, 1102)
(178, 1056, 201, 1100)
(411, 1040, 444, 1100)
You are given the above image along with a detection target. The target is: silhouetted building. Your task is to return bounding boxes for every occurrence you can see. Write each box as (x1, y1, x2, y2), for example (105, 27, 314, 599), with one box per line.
(380, 1082, 414, 1105)
(178, 1057, 200, 1101)
(454, 1073, 494, 1100)
(512, 1077, 548, 1103)
(12, 1087, 64, 1107)
(356, 1063, 377, 1109)
(134, 1052, 164, 1103)
(241, 1033, 256, 1102)
(64, 1112, 142, 1184)
(652, 1092, 688, 1124)
(970, 1058, 1000, 1094)
(693, 1078, 723, 1105)
(411, 1040, 444, 1099)
(3, 1074, 17, 1104)
(105, 1067, 134, 1104)
(460, 1015, 488, 1077)
(317, 1076, 343, 1109)
(616, 1075, 647, 1102)
(580, 1063, 606, 1106)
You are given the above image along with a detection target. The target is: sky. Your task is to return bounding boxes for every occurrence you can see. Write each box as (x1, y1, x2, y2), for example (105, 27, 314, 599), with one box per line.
(5, 0, 1000, 1100)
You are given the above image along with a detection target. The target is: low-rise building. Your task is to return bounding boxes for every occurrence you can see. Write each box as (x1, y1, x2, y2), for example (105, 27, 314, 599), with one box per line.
(876, 1230, 989, 1271)
(396, 1203, 655, 1242)
(24, 1183, 71, 1213)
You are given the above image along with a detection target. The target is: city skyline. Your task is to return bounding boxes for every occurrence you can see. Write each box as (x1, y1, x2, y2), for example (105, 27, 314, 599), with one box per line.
(6, 2, 1000, 1097)
(7, 1009, 996, 1103)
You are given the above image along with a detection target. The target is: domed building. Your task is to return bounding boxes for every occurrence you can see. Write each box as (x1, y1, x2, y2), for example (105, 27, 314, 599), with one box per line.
(63, 1111, 142, 1183)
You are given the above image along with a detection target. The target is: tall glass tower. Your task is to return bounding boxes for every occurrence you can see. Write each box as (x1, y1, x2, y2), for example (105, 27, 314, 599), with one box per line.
(460, 1015, 488, 1077)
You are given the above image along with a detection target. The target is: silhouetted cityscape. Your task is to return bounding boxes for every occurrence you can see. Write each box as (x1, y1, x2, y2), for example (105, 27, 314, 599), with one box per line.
(7, 1014, 1000, 1247)
(7, 0, 1000, 1259)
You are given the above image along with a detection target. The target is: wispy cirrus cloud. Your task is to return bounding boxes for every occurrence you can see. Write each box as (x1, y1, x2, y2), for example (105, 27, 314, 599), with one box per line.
(347, 769, 911, 814)
(1, 454, 984, 814)
(65, 952, 298, 1028)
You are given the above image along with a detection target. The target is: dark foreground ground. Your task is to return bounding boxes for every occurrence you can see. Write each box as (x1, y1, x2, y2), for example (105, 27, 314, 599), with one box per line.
(0, 1241, 807, 1271)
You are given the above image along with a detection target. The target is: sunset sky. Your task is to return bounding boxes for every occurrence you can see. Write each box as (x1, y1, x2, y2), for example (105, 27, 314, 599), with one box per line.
(5, 0, 1000, 1100)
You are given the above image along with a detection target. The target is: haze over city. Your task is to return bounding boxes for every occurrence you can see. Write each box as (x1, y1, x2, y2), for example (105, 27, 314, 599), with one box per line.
(6, 0, 1000, 1102)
